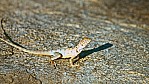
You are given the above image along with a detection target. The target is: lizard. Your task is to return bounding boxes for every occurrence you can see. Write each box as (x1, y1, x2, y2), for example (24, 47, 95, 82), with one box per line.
(0, 18, 91, 67)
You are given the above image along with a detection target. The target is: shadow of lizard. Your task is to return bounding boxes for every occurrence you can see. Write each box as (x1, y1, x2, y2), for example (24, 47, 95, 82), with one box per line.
(78, 43, 113, 59)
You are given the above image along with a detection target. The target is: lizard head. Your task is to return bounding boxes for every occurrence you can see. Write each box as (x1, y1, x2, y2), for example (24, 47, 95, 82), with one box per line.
(75, 37, 91, 53)
(81, 37, 91, 45)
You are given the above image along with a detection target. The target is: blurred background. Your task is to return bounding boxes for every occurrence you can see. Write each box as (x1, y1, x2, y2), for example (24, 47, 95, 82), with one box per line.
(0, 0, 149, 27)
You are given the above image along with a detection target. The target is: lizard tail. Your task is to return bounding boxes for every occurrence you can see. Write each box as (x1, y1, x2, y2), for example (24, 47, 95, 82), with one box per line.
(0, 38, 51, 56)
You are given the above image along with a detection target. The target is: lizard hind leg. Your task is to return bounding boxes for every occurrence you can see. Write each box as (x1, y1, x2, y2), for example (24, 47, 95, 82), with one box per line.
(51, 52, 62, 60)
(50, 52, 62, 66)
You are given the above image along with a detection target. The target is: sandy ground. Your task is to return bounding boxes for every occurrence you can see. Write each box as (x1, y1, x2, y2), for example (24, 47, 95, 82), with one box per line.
(0, 0, 149, 83)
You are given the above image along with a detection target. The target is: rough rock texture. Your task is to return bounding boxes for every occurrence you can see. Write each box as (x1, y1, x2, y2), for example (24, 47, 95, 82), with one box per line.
(0, 0, 148, 84)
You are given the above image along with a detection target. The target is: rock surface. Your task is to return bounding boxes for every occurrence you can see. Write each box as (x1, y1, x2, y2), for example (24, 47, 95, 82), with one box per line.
(0, 0, 148, 83)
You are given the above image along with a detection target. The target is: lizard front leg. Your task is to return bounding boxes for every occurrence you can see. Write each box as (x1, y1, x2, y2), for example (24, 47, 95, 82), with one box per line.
(69, 56, 79, 67)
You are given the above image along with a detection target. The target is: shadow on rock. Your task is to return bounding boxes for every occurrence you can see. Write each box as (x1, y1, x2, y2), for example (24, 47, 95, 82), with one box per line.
(79, 43, 113, 59)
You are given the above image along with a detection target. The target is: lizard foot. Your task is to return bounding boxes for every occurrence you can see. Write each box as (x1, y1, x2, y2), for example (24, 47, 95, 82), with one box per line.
(71, 64, 80, 67)
(50, 60, 57, 67)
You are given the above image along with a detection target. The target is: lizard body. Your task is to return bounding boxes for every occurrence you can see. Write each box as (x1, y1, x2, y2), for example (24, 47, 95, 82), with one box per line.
(0, 37, 91, 66)
(0, 18, 91, 66)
